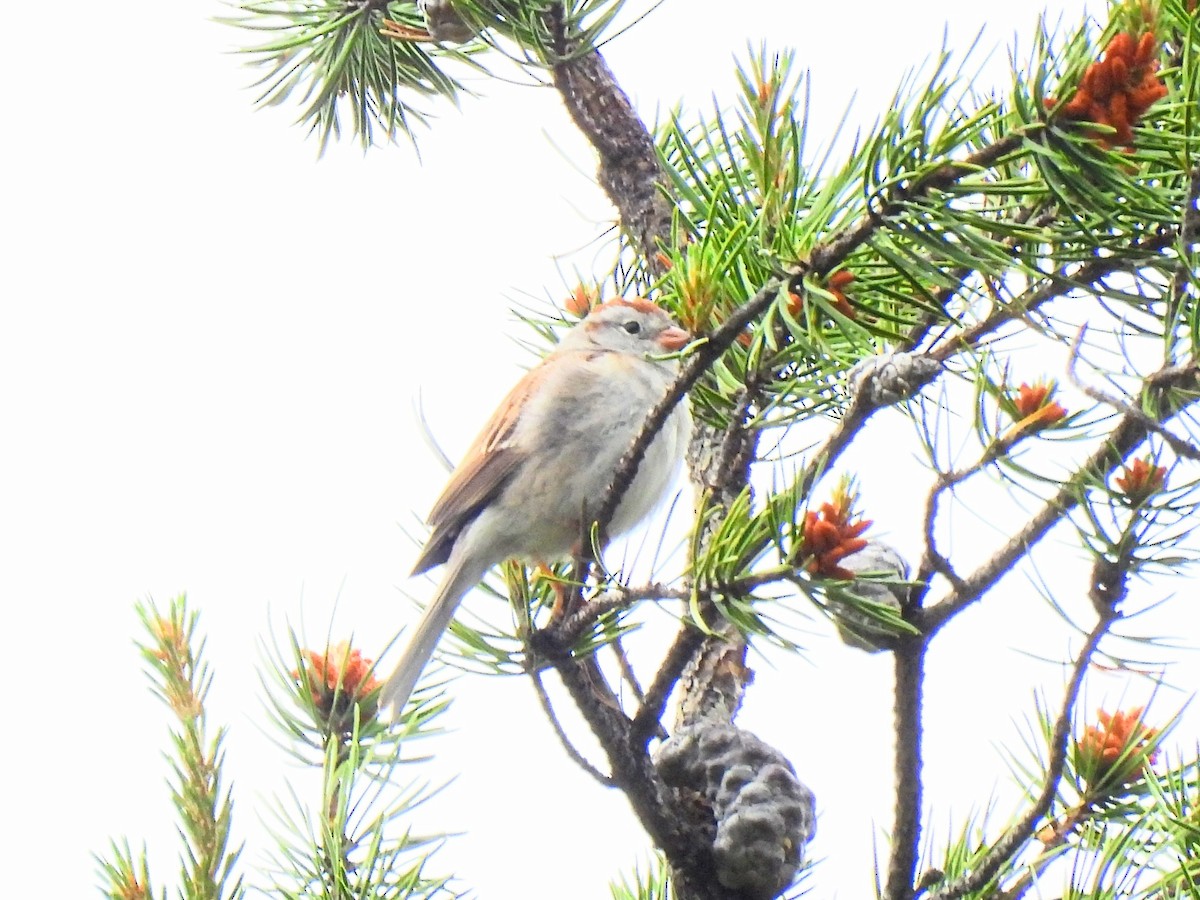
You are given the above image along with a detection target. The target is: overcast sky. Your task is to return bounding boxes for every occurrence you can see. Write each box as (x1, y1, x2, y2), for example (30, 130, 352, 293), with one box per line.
(10, 0, 1197, 897)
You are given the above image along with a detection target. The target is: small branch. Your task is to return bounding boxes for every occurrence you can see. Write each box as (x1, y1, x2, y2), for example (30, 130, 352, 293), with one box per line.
(543, 566, 805, 653)
(631, 620, 708, 747)
(550, 581, 688, 649)
(920, 360, 1200, 635)
(928, 613, 1115, 900)
(546, 15, 673, 262)
(809, 133, 1026, 275)
(916, 471, 965, 590)
(665, 381, 763, 745)
(550, 654, 729, 899)
(546, 566, 814, 747)
(671, 619, 751, 730)
(530, 668, 616, 787)
(702, 382, 760, 502)
(915, 433, 1031, 589)
(989, 801, 1091, 900)
(885, 636, 928, 900)
(610, 636, 648, 704)
(1066, 327, 1200, 462)
(929, 232, 1176, 366)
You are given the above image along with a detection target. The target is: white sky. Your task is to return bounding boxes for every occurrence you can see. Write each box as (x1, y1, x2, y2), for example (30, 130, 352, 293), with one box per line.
(8, 0, 1199, 897)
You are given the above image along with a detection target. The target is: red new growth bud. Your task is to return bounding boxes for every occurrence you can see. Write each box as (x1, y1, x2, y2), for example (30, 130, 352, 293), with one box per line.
(149, 616, 186, 661)
(1115, 455, 1166, 503)
(111, 873, 151, 900)
(294, 641, 381, 719)
(1076, 706, 1159, 789)
(1048, 27, 1167, 148)
(1009, 380, 1068, 433)
(756, 79, 772, 107)
(788, 271, 857, 319)
(826, 270, 857, 319)
(800, 484, 872, 580)
(565, 284, 599, 318)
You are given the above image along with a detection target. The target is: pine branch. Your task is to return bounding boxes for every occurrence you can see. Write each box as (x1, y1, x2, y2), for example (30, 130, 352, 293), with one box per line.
(630, 622, 709, 747)
(1066, 326, 1200, 462)
(808, 133, 1026, 275)
(927, 232, 1177, 364)
(549, 581, 689, 649)
(885, 638, 928, 900)
(545, 7, 673, 261)
(920, 359, 1200, 635)
(610, 636, 652, 706)
(927, 612, 1115, 900)
(547, 655, 733, 900)
(531, 668, 616, 786)
(145, 597, 243, 900)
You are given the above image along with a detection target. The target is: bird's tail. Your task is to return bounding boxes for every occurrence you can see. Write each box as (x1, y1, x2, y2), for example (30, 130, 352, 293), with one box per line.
(380, 555, 486, 718)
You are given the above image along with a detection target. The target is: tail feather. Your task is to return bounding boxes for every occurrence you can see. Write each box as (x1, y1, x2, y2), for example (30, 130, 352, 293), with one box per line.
(381, 555, 485, 718)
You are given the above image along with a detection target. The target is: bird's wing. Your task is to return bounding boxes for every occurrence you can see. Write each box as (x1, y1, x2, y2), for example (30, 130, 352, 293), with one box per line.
(410, 361, 551, 575)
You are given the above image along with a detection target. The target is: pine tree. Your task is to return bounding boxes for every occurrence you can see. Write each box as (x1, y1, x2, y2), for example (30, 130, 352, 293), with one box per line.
(100, 2, 1200, 899)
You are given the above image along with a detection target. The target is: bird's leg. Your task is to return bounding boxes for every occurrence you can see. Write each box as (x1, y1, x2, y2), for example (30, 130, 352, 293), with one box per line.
(535, 562, 572, 624)
(562, 539, 596, 620)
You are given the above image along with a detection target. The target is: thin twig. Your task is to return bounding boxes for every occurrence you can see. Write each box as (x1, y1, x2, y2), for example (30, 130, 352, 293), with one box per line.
(530, 668, 616, 787)
(547, 565, 823, 664)
(1066, 326, 1200, 461)
(989, 802, 1091, 900)
(915, 430, 1037, 589)
(809, 133, 1026, 275)
(631, 621, 709, 747)
(609, 637, 669, 740)
(917, 470, 966, 589)
(920, 360, 1200, 634)
(549, 654, 729, 900)
(610, 636, 646, 703)
(551, 582, 689, 648)
(703, 382, 761, 500)
(928, 612, 1116, 900)
(929, 232, 1176, 365)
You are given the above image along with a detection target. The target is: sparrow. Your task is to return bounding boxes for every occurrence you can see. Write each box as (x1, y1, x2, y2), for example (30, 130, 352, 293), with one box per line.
(380, 298, 693, 715)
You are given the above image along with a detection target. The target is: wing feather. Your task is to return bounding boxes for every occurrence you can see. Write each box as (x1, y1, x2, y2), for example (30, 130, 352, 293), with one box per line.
(410, 363, 548, 575)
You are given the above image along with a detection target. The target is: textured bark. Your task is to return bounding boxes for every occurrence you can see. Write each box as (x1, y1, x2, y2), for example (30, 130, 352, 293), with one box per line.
(550, 49, 675, 262)
(884, 640, 925, 900)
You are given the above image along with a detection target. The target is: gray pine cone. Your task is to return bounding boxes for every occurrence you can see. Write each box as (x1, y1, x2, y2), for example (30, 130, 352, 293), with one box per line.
(849, 351, 942, 407)
(827, 540, 909, 652)
(656, 723, 816, 899)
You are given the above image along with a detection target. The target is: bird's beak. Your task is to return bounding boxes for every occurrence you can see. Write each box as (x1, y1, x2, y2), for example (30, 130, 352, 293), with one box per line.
(656, 326, 691, 352)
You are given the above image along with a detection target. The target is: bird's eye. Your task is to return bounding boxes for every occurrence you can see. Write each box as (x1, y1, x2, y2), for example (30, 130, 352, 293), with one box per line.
(623, 320, 642, 334)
